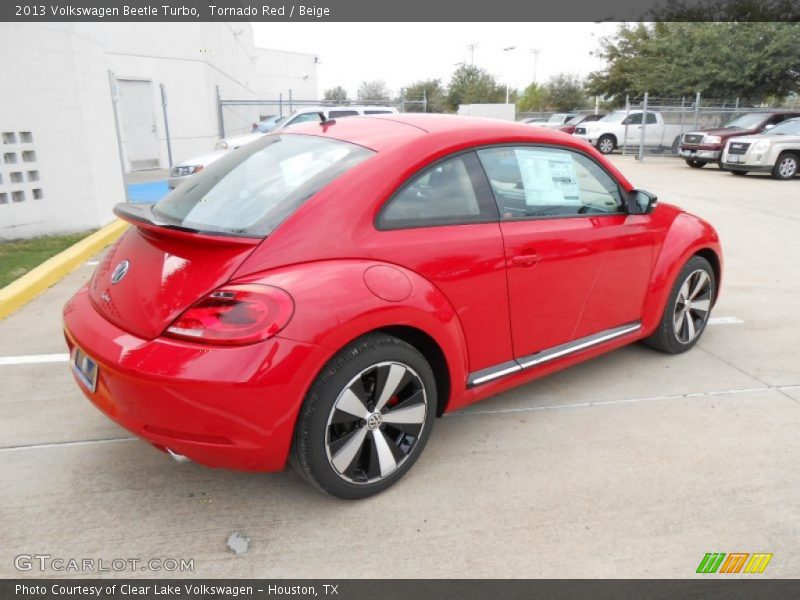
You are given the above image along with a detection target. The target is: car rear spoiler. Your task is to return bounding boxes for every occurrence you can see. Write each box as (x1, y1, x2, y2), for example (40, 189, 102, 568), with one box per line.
(113, 203, 262, 247)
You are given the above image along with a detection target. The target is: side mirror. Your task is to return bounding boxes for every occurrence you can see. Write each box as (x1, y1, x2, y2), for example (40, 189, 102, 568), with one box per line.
(763, 123, 775, 130)
(628, 189, 657, 215)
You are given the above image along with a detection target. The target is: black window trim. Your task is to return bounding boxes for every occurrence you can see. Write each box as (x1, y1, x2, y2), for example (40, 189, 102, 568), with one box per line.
(374, 143, 633, 232)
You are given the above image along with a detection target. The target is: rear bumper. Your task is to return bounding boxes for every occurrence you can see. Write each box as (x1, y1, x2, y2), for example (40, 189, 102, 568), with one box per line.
(63, 286, 325, 472)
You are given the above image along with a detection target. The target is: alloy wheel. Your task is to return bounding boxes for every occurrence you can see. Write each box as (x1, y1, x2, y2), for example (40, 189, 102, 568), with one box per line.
(598, 138, 614, 154)
(778, 156, 797, 178)
(325, 361, 427, 484)
(673, 269, 712, 344)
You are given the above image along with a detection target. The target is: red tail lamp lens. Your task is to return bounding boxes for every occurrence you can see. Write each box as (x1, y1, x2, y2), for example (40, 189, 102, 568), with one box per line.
(165, 284, 294, 345)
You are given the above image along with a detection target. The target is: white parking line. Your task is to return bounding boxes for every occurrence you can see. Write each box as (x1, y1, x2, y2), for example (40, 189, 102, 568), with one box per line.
(451, 384, 798, 417)
(708, 316, 744, 325)
(0, 353, 70, 366)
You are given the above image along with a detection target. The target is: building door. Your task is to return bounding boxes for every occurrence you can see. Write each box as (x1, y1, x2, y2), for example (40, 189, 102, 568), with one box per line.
(118, 79, 159, 171)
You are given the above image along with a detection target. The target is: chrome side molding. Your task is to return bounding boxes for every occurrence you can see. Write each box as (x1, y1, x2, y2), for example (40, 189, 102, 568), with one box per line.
(467, 322, 642, 388)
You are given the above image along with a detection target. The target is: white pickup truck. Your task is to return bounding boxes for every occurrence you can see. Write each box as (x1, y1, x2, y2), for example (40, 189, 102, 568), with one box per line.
(573, 110, 684, 154)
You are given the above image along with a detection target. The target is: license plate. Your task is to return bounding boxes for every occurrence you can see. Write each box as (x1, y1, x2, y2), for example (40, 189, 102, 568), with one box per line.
(728, 155, 740, 163)
(72, 347, 98, 393)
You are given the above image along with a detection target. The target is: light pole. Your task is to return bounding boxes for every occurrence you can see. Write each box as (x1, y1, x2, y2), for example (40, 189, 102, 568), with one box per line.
(503, 46, 516, 104)
(530, 48, 540, 84)
(467, 43, 479, 65)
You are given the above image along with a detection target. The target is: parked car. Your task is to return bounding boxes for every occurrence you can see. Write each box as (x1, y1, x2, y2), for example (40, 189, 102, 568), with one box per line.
(65, 115, 721, 499)
(252, 115, 282, 133)
(541, 113, 577, 128)
(557, 113, 606, 135)
(574, 110, 684, 154)
(678, 111, 800, 169)
(168, 106, 399, 188)
(721, 117, 800, 179)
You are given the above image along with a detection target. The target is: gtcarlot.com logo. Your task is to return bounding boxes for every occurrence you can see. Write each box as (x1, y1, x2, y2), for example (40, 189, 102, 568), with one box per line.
(696, 552, 773, 574)
(14, 554, 194, 573)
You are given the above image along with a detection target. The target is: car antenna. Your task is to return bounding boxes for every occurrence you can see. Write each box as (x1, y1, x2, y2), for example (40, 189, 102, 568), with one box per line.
(318, 112, 336, 126)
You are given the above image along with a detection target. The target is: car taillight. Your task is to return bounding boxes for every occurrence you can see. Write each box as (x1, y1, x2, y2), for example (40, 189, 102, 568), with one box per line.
(165, 284, 294, 345)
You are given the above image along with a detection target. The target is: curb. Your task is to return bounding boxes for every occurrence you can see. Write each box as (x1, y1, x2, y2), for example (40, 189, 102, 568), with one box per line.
(0, 219, 128, 321)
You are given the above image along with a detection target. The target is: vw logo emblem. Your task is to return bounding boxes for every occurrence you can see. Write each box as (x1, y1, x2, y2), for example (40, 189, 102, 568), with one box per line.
(366, 412, 383, 430)
(110, 259, 130, 285)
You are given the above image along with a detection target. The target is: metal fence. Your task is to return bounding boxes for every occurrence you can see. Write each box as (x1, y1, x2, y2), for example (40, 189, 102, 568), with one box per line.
(216, 87, 427, 138)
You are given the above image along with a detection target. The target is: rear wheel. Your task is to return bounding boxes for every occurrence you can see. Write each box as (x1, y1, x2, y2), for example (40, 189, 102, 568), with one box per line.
(596, 135, 615, 154)
(685, 159, 706, 168)
(291, 333, 436, 499)
(643, 256, 716, 354)
(772, 152, 798, 180)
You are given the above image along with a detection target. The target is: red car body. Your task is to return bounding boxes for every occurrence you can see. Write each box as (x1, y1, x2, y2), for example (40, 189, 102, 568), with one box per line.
(64, 115, 722, 474)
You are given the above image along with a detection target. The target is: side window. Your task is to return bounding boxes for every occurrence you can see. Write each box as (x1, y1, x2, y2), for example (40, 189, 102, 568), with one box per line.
(477, 146, 624, 218)
(623, 113, 643, 125)
(645, 113, 657, 124)
(329, 110, 359, 118)
(287, 112, 319, 127)
(365, 110, 392, 115)
(378, 152, 497, 229)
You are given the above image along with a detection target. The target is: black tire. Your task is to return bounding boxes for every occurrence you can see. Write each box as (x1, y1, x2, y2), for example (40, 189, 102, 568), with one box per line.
(772, 152, 798, 180)
(290, 333, 437, 499)
(596, 135, 616, 154)
(643, 256, 716, 354)
(685, 159, 706, 168)
(731, 170, 748, 176)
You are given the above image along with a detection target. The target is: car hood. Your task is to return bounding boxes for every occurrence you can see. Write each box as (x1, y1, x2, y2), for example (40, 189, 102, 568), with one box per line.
(729, 133, 800, 145)
(174, 150, 228, 169)
(223, 132, 266, 148)
(689, 127, 758, 137)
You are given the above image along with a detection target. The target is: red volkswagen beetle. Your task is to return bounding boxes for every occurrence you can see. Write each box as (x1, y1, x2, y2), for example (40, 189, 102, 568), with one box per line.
(64, 114, 722, 499)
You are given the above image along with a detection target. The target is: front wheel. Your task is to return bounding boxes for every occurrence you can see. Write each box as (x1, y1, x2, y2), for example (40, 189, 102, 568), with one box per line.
(291, 333, 437, 499)
(685, 159, 706, 168)
(772, 152, 798, 180)
(643, 256, 716, 354)
(596, 135, 615, 154)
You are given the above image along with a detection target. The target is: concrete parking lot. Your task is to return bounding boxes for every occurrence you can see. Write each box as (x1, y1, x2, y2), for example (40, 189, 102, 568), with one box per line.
(1, 156, 798, 578)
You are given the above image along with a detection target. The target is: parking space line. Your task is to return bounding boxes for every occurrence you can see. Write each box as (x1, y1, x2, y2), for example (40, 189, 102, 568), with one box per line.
(0, 437, 136, 453)
(451, 384, 798, 417)
(0, 353, 70, 365)
(708, 316, 744, 325)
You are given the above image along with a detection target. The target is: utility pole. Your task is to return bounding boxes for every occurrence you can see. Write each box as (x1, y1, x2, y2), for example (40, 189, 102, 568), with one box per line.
(503, 46, 516, 104)
(530, 48, 540, 84)
(467, 43, 478, 65)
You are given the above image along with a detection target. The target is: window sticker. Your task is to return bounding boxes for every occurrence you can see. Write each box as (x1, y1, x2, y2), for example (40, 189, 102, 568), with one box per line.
(514, 149, 581, 206)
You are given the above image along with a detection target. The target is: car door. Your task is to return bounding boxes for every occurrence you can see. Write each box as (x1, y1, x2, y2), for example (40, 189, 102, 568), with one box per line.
(476, 145, 655, 360)
(369, 151, 515, 375)
(622, 113, 644, 146)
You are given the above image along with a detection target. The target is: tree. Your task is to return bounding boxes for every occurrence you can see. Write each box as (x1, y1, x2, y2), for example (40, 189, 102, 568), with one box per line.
(544, 74, 587, 111)
(358, 80, 390, 104)
(323, 86, 348, 104)
(446, 64, 506, 111)
(402, 79, 447, 113)
(516, 82, 547, 112)
(586, 22, 800, 103)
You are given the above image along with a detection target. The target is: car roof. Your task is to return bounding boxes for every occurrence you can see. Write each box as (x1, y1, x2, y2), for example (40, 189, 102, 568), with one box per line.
(281, 113, 583, 152)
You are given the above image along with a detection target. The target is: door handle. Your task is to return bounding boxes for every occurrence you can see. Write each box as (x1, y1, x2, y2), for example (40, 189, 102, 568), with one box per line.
(511, 253, 542, 267)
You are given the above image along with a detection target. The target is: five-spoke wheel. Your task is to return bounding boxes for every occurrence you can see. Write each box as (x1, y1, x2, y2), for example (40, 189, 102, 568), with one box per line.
(291, 334, 436, 499)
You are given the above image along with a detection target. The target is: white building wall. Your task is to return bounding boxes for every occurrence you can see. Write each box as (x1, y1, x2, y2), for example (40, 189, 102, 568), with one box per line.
(0, 22, 318, 239)
(0, 23, 125, 240)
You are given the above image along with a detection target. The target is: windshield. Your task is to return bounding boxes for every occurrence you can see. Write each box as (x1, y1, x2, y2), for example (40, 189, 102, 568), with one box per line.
(598, 111, 627, 123)
(153, 135, 374, 237)
(764, 119, 800, 136)
(724, 113, 768, 129)
(566, 115, 585, 125)
(547, 113, 569, 124)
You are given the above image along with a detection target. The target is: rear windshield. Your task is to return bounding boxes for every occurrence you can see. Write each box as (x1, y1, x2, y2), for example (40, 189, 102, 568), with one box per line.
(153, 135, 374, 237)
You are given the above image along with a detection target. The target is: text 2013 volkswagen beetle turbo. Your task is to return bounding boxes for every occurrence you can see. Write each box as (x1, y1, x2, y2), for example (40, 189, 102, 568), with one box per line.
(64, 114, 722, 499)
